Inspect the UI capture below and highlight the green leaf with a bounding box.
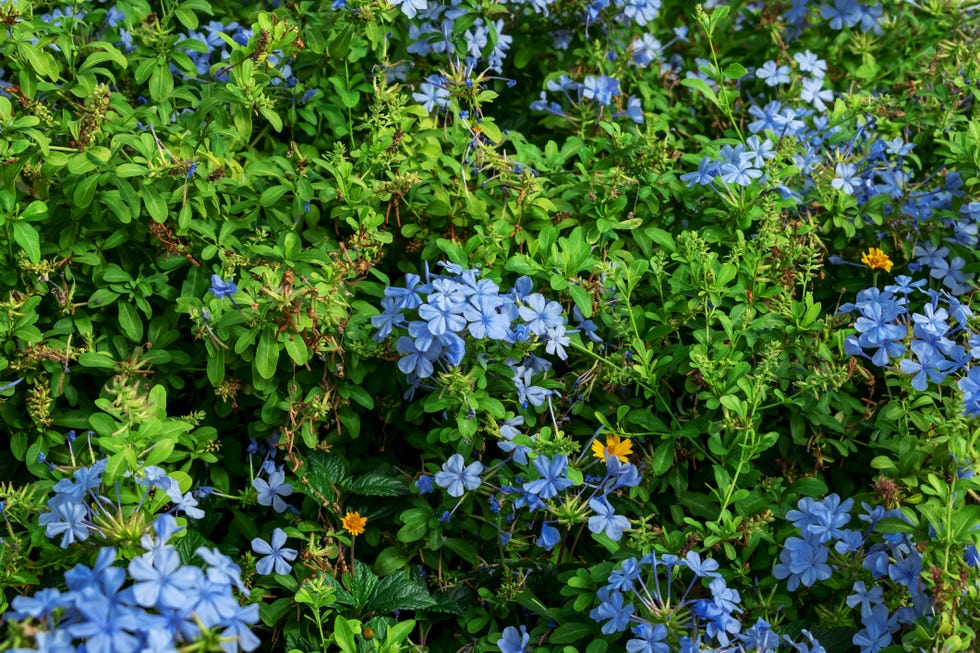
[302,453,349,502]
[344,473,407,497]
[371,571,436,613]
[680,77,719,107]
[12,221,40,264]
[333,616,356,653]
[723,63,748,79]
[283,335,308,365]
[258,106,283,132]
[143,186,168,223]
[118,302,144,343]
[79,352,118,370]
[260,185,289,207]
[373,547,410,576]
[255,326,279,379]
[550,623,595,644]
[73,175,100,209]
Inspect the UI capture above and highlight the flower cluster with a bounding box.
[39,460,205,549]
[774,495,933,653]
[373,263,577,403]
[591,550,825,652]
[8,515,258,653]
[839,282,980,414]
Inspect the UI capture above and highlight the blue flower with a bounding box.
[582,75,621,107]
[129,546,200,609]
[209,274,238,300]
[252,528,298,575]
[497,625,530,653]
[536,522,561,550]
[523,455,574,499]
[434,454,484,497]
[589,588,634,634]
[415,475,434,494]
[588,497,630,541]
[389,0,428,19]
[252,469,294,513]
[39,501,90,548]
[627,623,668,653]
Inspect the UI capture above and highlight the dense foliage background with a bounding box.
[1,0,979,651]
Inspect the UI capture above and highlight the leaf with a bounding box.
[255,326,279,379]
[550,623,595,644]
[11,221,40,264]
[344,473,407,497]
[301,453,349,502]
[723,63,747,79]
[260,185,289,207]
[680,77,719,107]
[79,352,118,370]
[118,302,143,343]
[370,570,436,613]
[373,547,410,576]
[333,616,357,653]
[283,335,308,365]
[143,186,168,223]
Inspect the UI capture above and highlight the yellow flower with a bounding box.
[341,511,367,536]
[861,248,893,273]
[591,434,633,463]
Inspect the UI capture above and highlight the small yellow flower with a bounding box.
[341,511,367,536]
[861,248,893,273]
[591,434,633,463]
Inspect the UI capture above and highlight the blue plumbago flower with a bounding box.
[497,625,530,653]
[588,497,630,541]
[129,546,200,609]
[252,528,298,575]
[196,546,247,595]
[39,502,90,548]
[794,50,827,77]
[680,156,721,187]
[581,75,621,107]
[831,161,861,194]
[627,623,669,653]
[630,34,662,67]
[252,469,294,513]
[536,522,561,550]
[523,455,574,499]
[607,558,642,592]
[756,60,791,86]
[498,416,531,465]
[165,486,205,519]
[209,274,238,301]
[434,453,484,497]
[590,587,635,635]
[775,536,833,589]
[413,74,450,112]
[414,475,434,494]
[518,293,564,336]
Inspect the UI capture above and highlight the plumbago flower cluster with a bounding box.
[838,279,980,414]
[7,460,258,652]
[586,550,826,653]
[774,493,980,653]
[417,430,642,549]
[373,263,585,405]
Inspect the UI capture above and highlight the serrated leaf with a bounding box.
[344,473,407,497]
[371,571,436,613]
[301,453,349,502]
